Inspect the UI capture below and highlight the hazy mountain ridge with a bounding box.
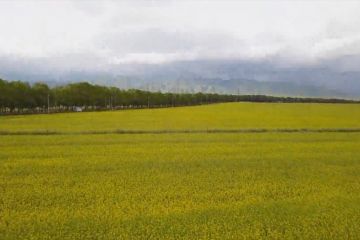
[1,58,359,99]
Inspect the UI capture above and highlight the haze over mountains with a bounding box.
[1,1,360,98]
[2,56,360,98]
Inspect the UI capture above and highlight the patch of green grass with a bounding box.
[1,133,360,239]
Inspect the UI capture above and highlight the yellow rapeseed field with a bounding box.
[1,103,360,239]
[1,102,360,133]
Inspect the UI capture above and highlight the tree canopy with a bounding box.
[0,78,358,114]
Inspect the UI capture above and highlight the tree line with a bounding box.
[0,78,358,115]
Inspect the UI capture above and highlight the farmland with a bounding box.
[1,102,360,133]
[1,103,360,239]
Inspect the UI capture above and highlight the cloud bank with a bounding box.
[0,0,360,71]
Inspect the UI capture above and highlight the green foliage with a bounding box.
[0,78,358,114]
[32,83,50,107]
[0,80,36,109]
[0,79,239,112]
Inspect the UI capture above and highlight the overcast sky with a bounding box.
[1,0,360,71]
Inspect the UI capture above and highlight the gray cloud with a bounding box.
[1,1,360,64]
[0,0,360,98]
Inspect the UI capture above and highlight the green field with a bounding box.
[1,103,360,239]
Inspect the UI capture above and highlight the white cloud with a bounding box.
[0,0,360,67]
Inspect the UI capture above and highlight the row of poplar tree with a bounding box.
[0,78,357,114]
[0,79,238,113]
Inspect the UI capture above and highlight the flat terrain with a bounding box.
[1,103,360,133]
[1,103,360,239]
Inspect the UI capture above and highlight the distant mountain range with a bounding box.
[1,58,360,99]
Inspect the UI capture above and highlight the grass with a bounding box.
[1,103,360,239]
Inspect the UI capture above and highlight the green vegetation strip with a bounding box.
[1,128,360,135]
